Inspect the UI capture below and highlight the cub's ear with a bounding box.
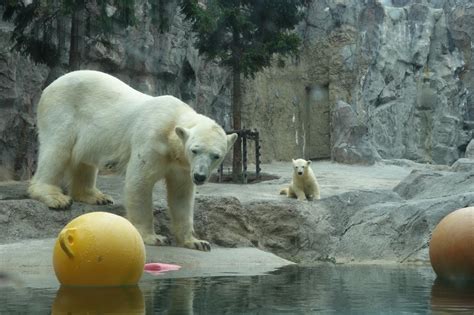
[292,159,296,164]
[175,126,190,142]
[307,160,312,165]
[227,133,238,149]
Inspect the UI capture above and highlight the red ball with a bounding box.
[429,207,474,281]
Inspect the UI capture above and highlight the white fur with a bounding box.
[280,159,321,201]
[28,70,237,251]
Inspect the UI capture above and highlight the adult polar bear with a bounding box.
[28,70,237,251]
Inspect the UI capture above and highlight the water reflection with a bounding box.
[51,285,144,314]
[431,279,474,314]
[143,265,438,314]
[3,265,474,313]
[143,278,195,315]
[0,271,23,287]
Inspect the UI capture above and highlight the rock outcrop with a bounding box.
[196,170,473,264]
[1,162,472,264]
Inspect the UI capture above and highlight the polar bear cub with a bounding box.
[28,70,237,251]
[280,159,321,201]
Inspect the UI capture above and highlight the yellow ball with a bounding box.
[53,212,145,286]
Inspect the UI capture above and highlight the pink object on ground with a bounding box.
[144,263,181,275]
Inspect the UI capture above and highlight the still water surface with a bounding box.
[1,264,474,314]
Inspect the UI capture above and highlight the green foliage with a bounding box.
[180,0,309,78]
[2,1,59,66]
[150,0,173,33]
[1,0,136,67]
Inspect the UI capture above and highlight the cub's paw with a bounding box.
[45,194,73,210]
[142,234,169,246]
[184,239,211,252]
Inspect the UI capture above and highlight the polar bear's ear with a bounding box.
[306,160,311,165]
[227,133,238,149]
[292,159,296,164]
[175,126,190,142]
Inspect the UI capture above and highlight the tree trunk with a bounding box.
[231,29,242,182]
[232,64,243,182]
[43,6,67,89]
[69,0,85,70]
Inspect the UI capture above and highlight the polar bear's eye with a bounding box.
[212,154,221,160]
[191,149,198,155]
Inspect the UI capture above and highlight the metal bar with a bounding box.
[218,162,223,183]
[242,133,248,184]
[255,130,261,179]
[223,128,261,184]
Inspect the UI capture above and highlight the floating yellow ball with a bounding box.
[53,212,145,286]
[429,207,474,281]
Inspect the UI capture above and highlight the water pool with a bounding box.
[1,264,474,314]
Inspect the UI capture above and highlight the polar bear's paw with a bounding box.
[45,193,73,210]
[142,233,169,246]
[184,238,211,252]
[73,190,114,205]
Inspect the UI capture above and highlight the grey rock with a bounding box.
[466,139,474,158]
[1,163,473,265]
[450,158,474,172]
[393,169,474,200]
[0,29,48,181]
[331,100,381,165]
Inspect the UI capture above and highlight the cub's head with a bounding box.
[176,124,237,185]
[292,159,311,176]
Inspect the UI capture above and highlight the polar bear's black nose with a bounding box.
[298,171,303,175]
[193,173,206,184]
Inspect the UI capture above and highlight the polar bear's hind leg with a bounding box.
[28,143,73,209]
[70,163,114,205]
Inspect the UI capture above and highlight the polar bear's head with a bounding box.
[292,159,311,176]
[176,124,238,185]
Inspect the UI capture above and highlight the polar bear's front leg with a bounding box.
[124,159,167,246]
[165,172,211,252]
[70,163,114,205]
[292,185,307,201]
[314,181,321,200]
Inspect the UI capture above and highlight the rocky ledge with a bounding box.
[0,161,472,265]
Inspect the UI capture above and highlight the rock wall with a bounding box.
[0,23,48,180]
[243,0,473,164]
[0,0,473,178]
